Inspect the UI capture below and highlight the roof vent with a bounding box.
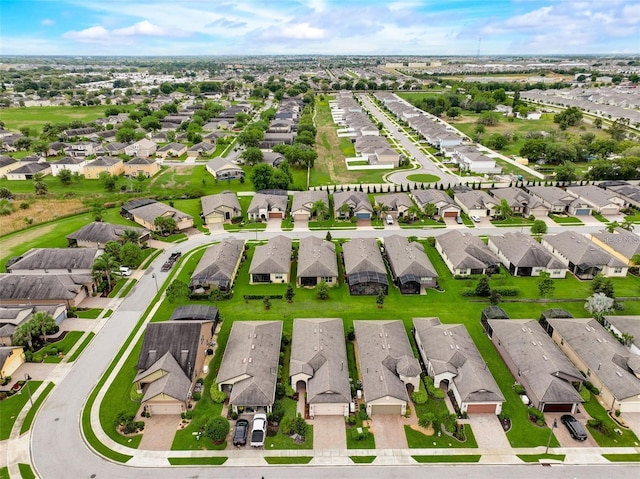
[596,338,602,343]
[531,340,537,346]
[443,331,448,336]
[521,327,527,332]
[251,344,255,350]
[379,375,384,382]
[616,371,623,377]
[450,344,454,350]
[248,357,252,363]
[543,355,548,361]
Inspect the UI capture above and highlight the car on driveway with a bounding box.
[455,216,463,224]
[250,413,267,447]
[470,215,481,223]
[386,215,393,225]
[561,414,587,441]
[233,419,249,446]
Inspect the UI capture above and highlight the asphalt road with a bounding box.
[28,225,632,478]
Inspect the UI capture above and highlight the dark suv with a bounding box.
[233,419,249,446]
[561,414,587,441]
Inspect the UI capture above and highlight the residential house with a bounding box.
[374,193,413,219]
[262,151,285,167]
[333,191,373,220]
[296,236,338,288]
[64,142,95,158]
[0,304,66,346]
[412,189,460,218]
[413,317,504,415]
[290,190,329,222]
[169,305,219,324]
[489,187,550,218]
[50,157,88,177]
[0,346,25,381]
[566,185,624,215]
[383,235,437,294]
[187,142,216,158]
[589,228,640,266]
[259,132,295,149]
[135,319,215,415]
[526,186,580,214]
[343,238,388,296]
[435,231,500,276]
[486,318,584,413]
[354,320,421,415]
[124,138,157,158]
[454,190,498,218]
[124,157,160,178]
[249,235,292,284]
[290,318,350,417]
[156,143,187,159]
[216,321,283,414]
[122,199,194,232]
[96,142,127,156]
[545,317,640,413]
[46,142,68,157]
[201,192,242,225]
[205,157,244,181]
[488,232,566,277]
[0,156,20,177]
[606,184,640,208]
[66,222,149,248]
[7,248,101,276]
[0,274,94,308]
[62,127,96,139]
[83,157,124,180]
[603,315,640,356]
[190,239,245,294]
[6,162,51,181]
[542,231,627,279]
[247,191,288,220]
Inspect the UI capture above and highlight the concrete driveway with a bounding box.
[370,414,407,449]
[621,412,640,439]
[545,412,597,448]
[137,415,181,451]
[466,414,510,449]
[312,415,346,450]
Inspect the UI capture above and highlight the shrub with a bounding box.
[230,411,238,420]
[271,400,285,423]
[492,286,519,296]
[210,386,227,403]
[424,376,445,399]
[584,381,600,395]
[528,407,545,426]
[513,384,526,395]
[351,427,369,441]
[426,237,436,247]
[276,383,285,399]
[204,416,230,443]
[460,288,476,297]
[181,411,194,420]
[441,413,458,434]
[411,390,428,405]
[418,412,435,429]
[192,392,202,401]
[345,415,356,426]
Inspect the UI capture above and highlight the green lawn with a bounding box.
[32,331,84,363]
[264,457,313,464]
[264,398,314,450]
[549,214,584,225]
[582,391,639,447]
[491,217,535,227]
[68,333,95,362]
[0,466,7,479]
[17,463,36,479]
[602,454,640,462]
[20,382,55,434]
[517,454,566,462]
[75,308,102,319]
[0,381,43,440]
[412,454,481,463]
[405,424,478,449]
[167,457,228,465]
[350,456,376,463]
[406,173,441,183]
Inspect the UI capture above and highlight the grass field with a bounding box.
[264,457,313,464]
[0,381,43,440]
[517,454,566,462]
[406,173,441,183]
[32,331,84,363]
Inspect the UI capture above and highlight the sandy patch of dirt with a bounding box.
[409,424,435,436]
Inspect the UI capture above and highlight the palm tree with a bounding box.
[121,229,140,245]
[310,200,329,221]
[378,204,391,220]
[423,203,438,219]
[498,199,513,220]
[606,221,621,233]
[12,321,35,350]
[92,253,120,293]
[406,205,422,223]
[338,203,351,219]
[620,220,635,232]
[30,311,55,345]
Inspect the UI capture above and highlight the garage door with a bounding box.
[443,211,458,218]
[466,403,498,414]
[293,213,308,222]
[148,403,183,415]
[268,211,284,219]
[313,403,346,416]
[600,207,618,215]
[206,215,223,224]
[542,403,573,413]
[574,208,591,216]
[619,402,640,413]
[370,404,403,415]
[355,212,371,219]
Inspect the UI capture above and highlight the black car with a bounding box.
[561,414,587,441]
[233,419,249,446]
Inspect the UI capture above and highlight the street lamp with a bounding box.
[151,273,158,292]
[545,418,557,454]
[24,374,33,406]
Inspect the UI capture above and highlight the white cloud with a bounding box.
[63,25,110,42]
[62,20,187,44]
[41,19,55,26]
[279,22,325,39]
[113,20,167,36]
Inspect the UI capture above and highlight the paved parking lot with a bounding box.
[371,415,407,449]
[312,415,346,450]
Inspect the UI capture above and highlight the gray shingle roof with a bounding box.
[200,192,241,217]
[384,235,437,283]
[87,156,121,167]
[7,248,100,272]
[290,318,351,404]
[247,192,288,215]
[413,318,504,403]
[436,231,500,271]
[604,315,640,350]
[291,190,329,214]
[412,189,458,210]
[354,320,421,403]
[249,236,291,275]
[333,191,373,215]
[527,186,575,206]
[343,238,388,284]
[455,190,497,210]
[566,185,622,208]
[547,317,640,401]
[489,187,546,211]
[297,236,338,279]
[0,274,93,302]
[190,239,245,289]
[543,231,626,268]
[169,305,219,322]
[374,193,413,210]
[489,232,564,269]
[217,321,282,407]
[126,200,192,224]
[66,222,148,245]
[135,351,192,403]
[590,229,640,260]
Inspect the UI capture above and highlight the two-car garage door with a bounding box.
[370,404,403,415]
[147,403,183,415]
[466,403,499,414]
[313,403,347,416]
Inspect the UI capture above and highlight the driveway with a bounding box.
[370,414,407,449]
[622,412,640,439]
[266,218,282,231]
[545,412,597,448]
[466,414,510,449]
[579,215,606,227]
[312,415,346,450]
[137,414,181,451]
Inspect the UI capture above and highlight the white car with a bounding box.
[386,215,393,225]
[119,266,131,277]
[470,215,481,223]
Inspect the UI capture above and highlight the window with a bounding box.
[614,267,623,273]
[274,274,283,279]
[322,276,334,282]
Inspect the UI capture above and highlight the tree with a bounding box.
[91,202,105,221]
[591,274,614,298]
[154,216,177,235]
[555,162,578,182]
[121,229,141,245]
[104,240,121,258]
[406,204,422,222]
[338,203,351,219]
[619,220,635,232]
[115,127,136,143]
[489,289,502,306]
[92,253,120,293]
[376,288,385,308]
[584,292,615,321]
[316,281,329,300]
[310,200,329,220]
[58,168,73,186]
[497,199,513,220]
[606,221,621,233]
[475,275,491,297]
[237,126,264,148]
[166,280,190,303]
[531,220,548,234]
[537,272,555,301]
[285,284,295,303]
[140,116,161,132]
[631,254,640,266]
[34,181,48,195]
[545,142,577,164]
[418,413,436,430]
[30,311,57,345]
[263,297,272,310]
[204,416,230,443]
[240,147,264,166]
[120,242,142,267]
[12,321,35,349]
[99,172,117,192]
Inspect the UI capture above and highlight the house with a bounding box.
[454,190,498,218]
[412,189,460,218]
[216,321,282,414]
[262,151,285,167]
[64,142,96,158]
[488,232,566,277]
[296,236,338,288]
[603,315,640,356]
[124,157,160,178]
[0,346,25,381]
[0,274,94,308]
[187,142,216,158]
[247,191,288,220]
[156,142,187,159]
[122,199,194,232]
[489,187,550,218]
[542,231,627,279]
[606,184,640,209]
[589,228,640,266]
[96,142,127,156]
[63,127,96,139]
[66,222,149,248]
[290,190,329,222]
[486,318,584,413]
[7,248,101,275]
[83,157,124,180]
[0,304,66,346]
[435,231,500,276]
[566,185,624,215]
[259,132,295,149]
[333,191,373,220]
[354,320,421,415]
[0,156,19,177]
[413,317,504,414]
[249,235,292,284]
[135,319,215,415]
[205,157,244,180]
[169,305,219,324]
[6,162,51,181]
[189,239,245,294]
[46,142,68,157]
[526,186,578,214]
[374,193,413,219]
[201,192,242,225]
[545,317,640,413]
[124,138,157,158]
[50,157,88,177]
[383,235,437,294]
[290,318,350,417]
[342,238,388,296]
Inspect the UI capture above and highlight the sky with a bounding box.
[1,0,639,56]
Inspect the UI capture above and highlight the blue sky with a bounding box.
[2,0,639,56]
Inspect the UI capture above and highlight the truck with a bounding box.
[250,413,267,447]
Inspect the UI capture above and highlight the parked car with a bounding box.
[561,414,587,441]
[233,419,249,446]
[470,215,481,223]
[455,216,463,224]
[250,413,267,447]
[386,215,393,225]
[119,266,131,277]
